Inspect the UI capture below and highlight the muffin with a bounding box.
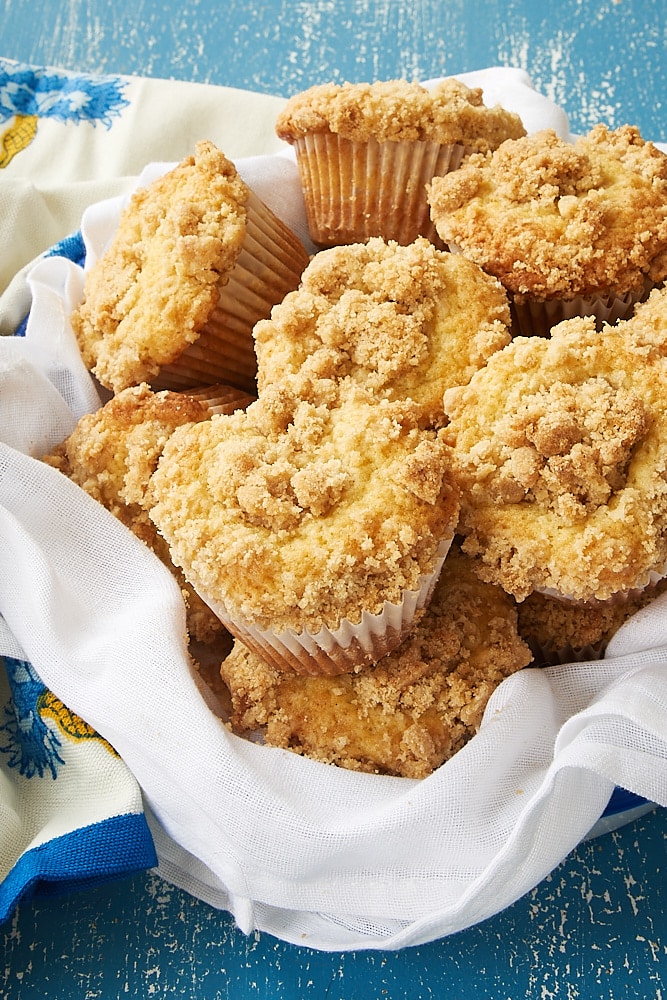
[219,544,532,777]
[442,313,667,603]
[427,125,667,335]
[42,383,228,645]
[275,78,526,248]
[71,140,310,394]
[517,579,667,666]
[148,374,460,675]
[253,236,512,427]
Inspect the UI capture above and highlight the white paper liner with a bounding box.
[510,284,655,337]
[195,535,454,676]
[293,132,465,248]
[529,638,609,667]
[444,246,656,338]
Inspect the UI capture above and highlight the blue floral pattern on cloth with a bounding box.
[0,60,128,126]
[0,657,65,780]
[1,58,128,168]
[0,646,157,921]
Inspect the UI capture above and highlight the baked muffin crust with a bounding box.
[442,315,667,601]
[72,140,249,391]
[276,78,525,150]
[43,384,225,644]
[517,580,667,665]
[149,375,460,633]
[427,125,667,301]
[220,545,531,777]
[254,237,511,426]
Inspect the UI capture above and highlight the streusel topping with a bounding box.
[72,140,249,391]
[220,545,530,777]
[149,375,459,632]
[276,78,525,149]
[442,315,667,601]
[427,125,667,300]
[254,237,511,426]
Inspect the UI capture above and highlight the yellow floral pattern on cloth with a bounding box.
[0,113,37,167]
[39,689,117,756]
[0,59,128,168]
[0,656,116,780]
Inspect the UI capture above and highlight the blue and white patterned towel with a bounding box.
[0,617,156,922]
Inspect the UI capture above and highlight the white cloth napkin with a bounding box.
[1,56,666,952]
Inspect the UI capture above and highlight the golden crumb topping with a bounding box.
[42,384,225,644]
[72,140,249,392]
[442,315,667,601]
[149,375,460,632]
[254,237,511,426]
[276,78,525,150]
[44,383,209,511]
[219,544,531,777]
[621,284,667,355]
[427,125,667,300]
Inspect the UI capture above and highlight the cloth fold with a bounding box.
[1,55,666,952]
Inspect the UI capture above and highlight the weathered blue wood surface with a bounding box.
[1,0,665,139]
[1,807,665,998]
[1,0,666,995]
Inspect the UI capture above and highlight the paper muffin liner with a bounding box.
[181,382,256,415]
[510,281,655,338]
[292,132,466,248]
[526,636,609,668]
[152,190,310,393]
[197,535,454,677]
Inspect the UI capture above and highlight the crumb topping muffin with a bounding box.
[275,78,525,248]
[276,78,525,150]
[71,140,309,394]
[427,125,667,303]
[254,237,511,426]
[43,383,225,644]
[442,314,667,602]
[72,141,250,392]
[621,283,667,355]
[220,545,531,778]
[148,374,459,635]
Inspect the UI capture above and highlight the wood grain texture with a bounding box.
[1,807,665,998]
[0,0,665,138]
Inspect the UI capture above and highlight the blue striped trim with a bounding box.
[603,786,649,817]
[0,812,157,923]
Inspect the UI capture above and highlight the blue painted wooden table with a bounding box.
[1,0,666,996]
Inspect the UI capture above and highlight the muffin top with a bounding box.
[72,140,250,392]
[220,544,531,778]
[275,78,526,149]
[44,383,209,514]
[42,384,225,644]
[427,125,667,301]
[148,374,460,633]
[253,237,511,426]
[442,314,667,602]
